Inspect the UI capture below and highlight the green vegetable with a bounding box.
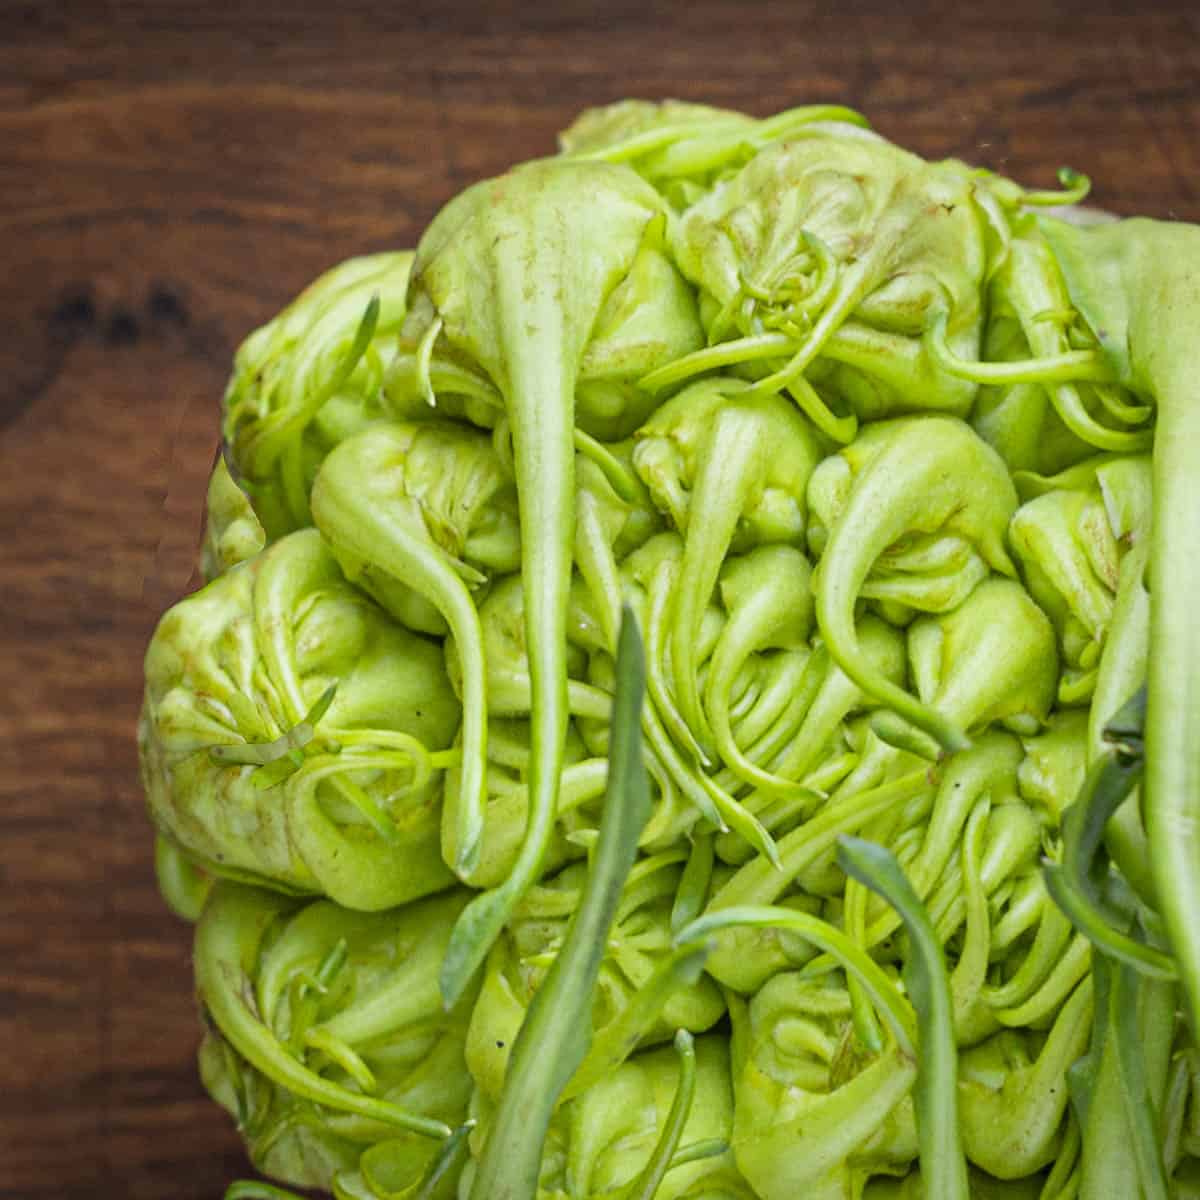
[140,528,460,909]
[310,420,521,877]
[808,416,1019,752]
[202,454,268,581]
[142,98,1200,1200]
[195,883,476,1190]
[223,252,414,538]
[395,159,676,1007]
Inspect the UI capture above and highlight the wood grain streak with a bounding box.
[1,1,1196,1195]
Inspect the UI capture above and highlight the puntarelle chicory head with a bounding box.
[144,98,1200,1200]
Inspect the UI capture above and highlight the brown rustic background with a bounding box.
[2,1,1197,1196]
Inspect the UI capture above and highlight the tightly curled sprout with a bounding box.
[807,439,990,623]
[699,544,815,797]
[312,422,522,638]
[705,614,910,870]
[806,415,1019,752]
[1009,454,1152,705]
[140,529,460,909]
[631,377,819,766]
[196,884,477,1194]
[223,252,415,538]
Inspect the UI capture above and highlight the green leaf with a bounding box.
[1043,742,1175,979]
[1110,965,1170,1200]
[406,161,668,1000]
[467,608,653,1200]
[1038,215,1200,1037]
[837,836,969,1200]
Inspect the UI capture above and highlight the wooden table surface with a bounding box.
[2,2,1197,1195]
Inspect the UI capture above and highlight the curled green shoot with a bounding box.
[402,162,668,1010]
[812,417,1019,754]
[1019,166,1093,209]
[194,885,452,1139]
[616,1030,699,1200]
[927,307,1115,387]
[633,381,818,764]
[703,546,815,798]
[311,422,522,879]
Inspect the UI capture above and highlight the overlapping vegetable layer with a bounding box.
[140,100,1200,1199]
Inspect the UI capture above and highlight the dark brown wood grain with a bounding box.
[1,1,1197,1195]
